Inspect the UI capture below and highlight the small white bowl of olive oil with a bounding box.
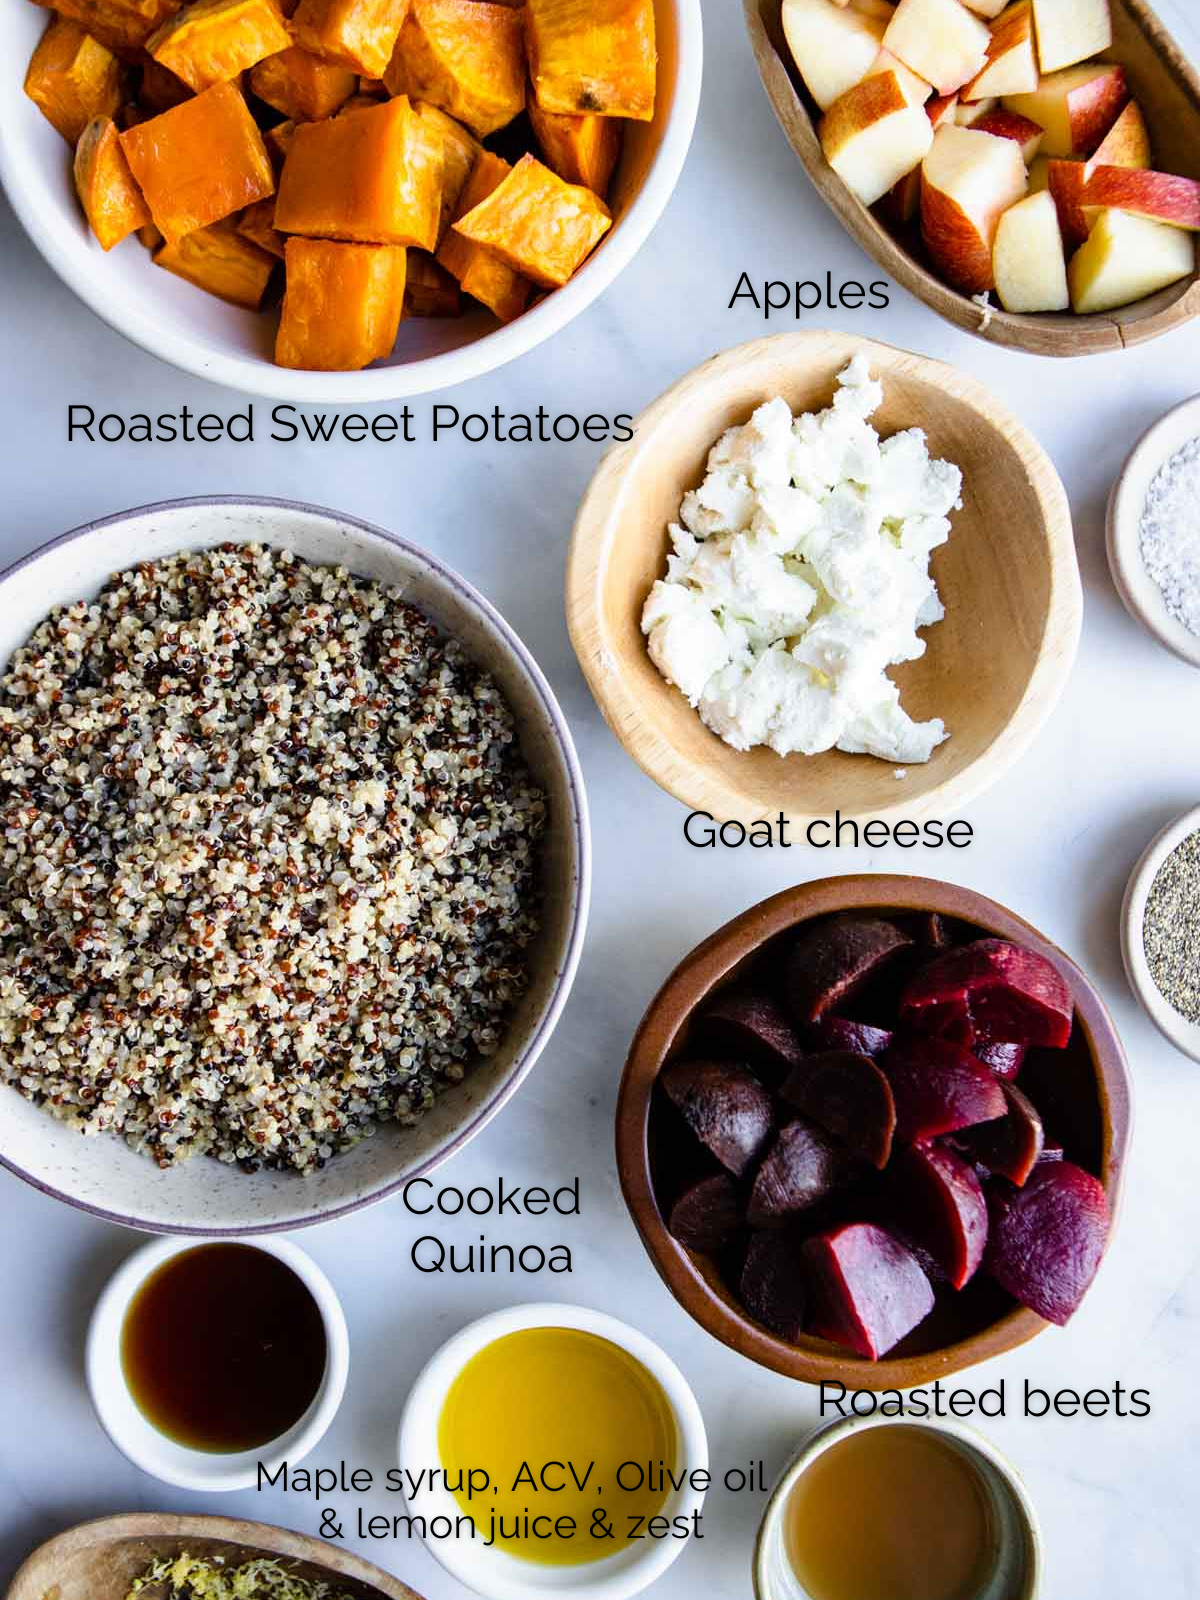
[754,1414,1041,1600]
[86,1234,349,1492]
[397,1302,708,1600]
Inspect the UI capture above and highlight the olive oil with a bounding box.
[438,1327,677,1566]
[121,1243,326,1453]
[785,1425,994,1600]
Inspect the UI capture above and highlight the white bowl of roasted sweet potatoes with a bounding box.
[0,0,702,398]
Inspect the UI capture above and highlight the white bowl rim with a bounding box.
[85,1233,350,1492]
[1106,393,1200,670]
[396,1300,708,1600]
[751,1412,1043,1600]
[0,494,592,1233]
[0,2,703,403]
[1120,802,1200,1062]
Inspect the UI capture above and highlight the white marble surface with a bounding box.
[3,2,1200,1595]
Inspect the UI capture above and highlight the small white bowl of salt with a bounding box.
[1108,395,1200,669]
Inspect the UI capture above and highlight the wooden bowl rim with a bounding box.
[615,873,1132,1391]
[567,330,1081,827]
[743,0,1200,356]
[5,1513,425,1600]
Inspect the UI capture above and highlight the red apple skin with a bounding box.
[882,95,959,224]
[972,108,1044,161]
[1067,65,1128,157]
[1082,166,1200,230]
[921,170,999,292]
[1090,99,1151,170]
[1047,159,1089,248]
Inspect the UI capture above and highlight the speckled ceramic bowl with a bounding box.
[0,497,590,1233]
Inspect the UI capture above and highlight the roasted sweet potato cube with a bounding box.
[74,114,151,248]
[263,115,297,169]
[403,248,461,313]
[276,237,406,368]
[119,101,150,127]
[357,73,387,96]
[451,150,610,287]
[436,148,530,319]
[526,0,655,121]
[146,0,291,90]
[237,194,285,254]
[384,0,523,137]
[25,17,124,144]
[154,217,276,303]
[35,0,182,54]
[275,95,442,248]
[120,79,274,244]
[138,218,164,246]
[528,100,621,196]
[137,57,191,112]
[413,99,478,238]
[248,46,357,120]
[291,0,410,77]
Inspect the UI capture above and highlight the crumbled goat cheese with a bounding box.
[641,356,962,763]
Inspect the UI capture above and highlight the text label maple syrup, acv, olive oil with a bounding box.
[785,1425,996,1600]
[121,1243,327,1453]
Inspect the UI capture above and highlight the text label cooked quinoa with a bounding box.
[0,543,546,1174]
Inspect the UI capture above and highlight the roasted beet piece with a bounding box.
[747,1119,851,1228]
[803,1222,935,1359]
[660,1059,774,1178]
[741,1230,806,1342]
[891,1142,988,1289]
[957,1083,1044,1187]
[808,1016,893,1058]
[986,1161,1110,1325]
[668,1174,743,1254]
[785,914,913,1024]
[973,1040,1027,1080]
[781,1051,896,1169]
[905,910,951,948]
[700,990,805,1079]
[883,1036,1006,1146]
[900,938,1074,1049]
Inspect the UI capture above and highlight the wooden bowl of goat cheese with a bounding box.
[566,330,1081,828]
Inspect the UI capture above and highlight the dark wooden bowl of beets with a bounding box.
[617,875,1131,1391]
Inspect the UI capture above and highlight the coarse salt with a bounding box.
[1140,436,1200,637]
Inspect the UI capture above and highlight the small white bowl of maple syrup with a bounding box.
[753,1415,1041,1600]
[86,1234,349,1492]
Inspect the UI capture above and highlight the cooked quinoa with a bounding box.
[0,543,546,1173]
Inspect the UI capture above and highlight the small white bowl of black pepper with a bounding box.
[1122,805,1200,1062]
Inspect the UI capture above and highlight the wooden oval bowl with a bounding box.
[6,1513,424,1600]
[567,331,1080,827]
[745,0,1200,355]
[616,875,1132,1391]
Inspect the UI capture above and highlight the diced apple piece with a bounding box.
[971,107,1043,161]
[1004,61,1126,158]
[1069,207,1196,313]
[781,0,887,113]
[962,1,1037,100]
[1030,0,1111,73]
[1089,99,1150,171]
[882,0,990,96]
[1046,157,1088,246]
[993,188,1069,311]
[1081,167,1200,231]
[822,70,938,208]
[1028,153,1050,190]
[847,0,896,14]
[921,122,1027,292]
[956,95,995,124]
[867,46,932,105]
[961,0,1007,14]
